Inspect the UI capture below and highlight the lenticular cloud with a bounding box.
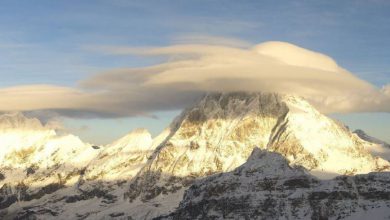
[0,41,389,117]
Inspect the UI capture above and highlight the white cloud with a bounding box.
[254,41,339,72]
[171,34,251,48]
[0,40,389,117]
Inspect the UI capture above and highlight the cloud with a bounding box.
[0,85,88,111]
[0,40,389,118]
[171,34,252,48]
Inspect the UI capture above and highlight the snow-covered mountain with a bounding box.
[0,112,46,131]
[0,92,389,219]
[354,129,390,148]
[0,113,101,219]
[124,92,390,218]
[82,128,154,186]
[0,112,172,219]
[353,129,390,161]
[158,148,390,220]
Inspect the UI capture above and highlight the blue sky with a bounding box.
[0,0,389,144]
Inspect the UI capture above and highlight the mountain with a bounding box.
[0,112,46,131]
[158,148,390,220]
[0,112,170,219]
[354,129,390,148]
[0,92,389,219]
[124,92,389,218]
[353,129,390,161]
[81,128,154,186]
[0,112,57,152]
[0,113,101,219]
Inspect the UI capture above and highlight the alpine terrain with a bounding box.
[0,92,389,219]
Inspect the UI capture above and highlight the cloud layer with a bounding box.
[1,41,389,118]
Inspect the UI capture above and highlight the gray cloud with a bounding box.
[0,40,389,118]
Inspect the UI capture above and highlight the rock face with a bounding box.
[159,148,390,220]
[0,92,389,219]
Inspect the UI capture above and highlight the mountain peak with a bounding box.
[0,112,47,131]
[132,91,388,191]
[109,128,152,152]
[354,129,390,148]
[197,92,316,115]
[236,147,307,178]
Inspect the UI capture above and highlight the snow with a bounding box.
[344,203,390,220]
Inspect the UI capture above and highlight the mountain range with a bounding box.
[0,92,389,219]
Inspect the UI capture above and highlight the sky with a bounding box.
[0,0,389,144]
